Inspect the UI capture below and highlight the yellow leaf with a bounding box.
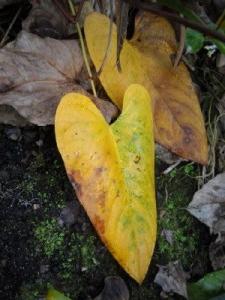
[46,287,71,300]
[84,12,208,165]
[55,84,156,283]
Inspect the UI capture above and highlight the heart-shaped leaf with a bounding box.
[55,84,156,283]
[84,12,208,164]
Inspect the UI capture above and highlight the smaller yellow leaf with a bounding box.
[55,84,156,283]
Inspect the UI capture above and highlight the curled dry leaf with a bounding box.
[55,84,156,283]
[84,12,208,164]
[94,276,129,300]
[156,144,182,165]
[187,173,225,234]
[23,0,70,39]
[0,105,28,126]
[154,261,189,299]
[0,31,118,125]
[209,235,225,271]
[216,93,225,132]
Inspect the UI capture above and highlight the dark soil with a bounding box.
[0,124,210,300]
[0,1,217,299]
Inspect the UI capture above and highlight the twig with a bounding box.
[0,6,22,48]
[116,0,130,71]
[123,0,225,44]
[216,8,225,29]
[52,0,75,23]
[163,159,183,175]
[68,0,97,97]
[97,0,113,75]
[173,24,186,68]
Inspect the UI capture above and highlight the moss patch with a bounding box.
[155,162,207,270]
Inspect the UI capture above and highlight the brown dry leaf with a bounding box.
[156,144,182,165]
[0,105,28,126]
[217,93,225,132]
[209,235,225,271]
[187,173,225,234]
[23,0,71,39]
[154,261,189,299]
[0,30,118,125]
[94,276,129,300]
[84,12,208,164]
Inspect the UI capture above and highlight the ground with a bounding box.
[1,1,224,299]
[0,124,210,300]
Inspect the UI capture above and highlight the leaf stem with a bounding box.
[0,6,22,48]
[68,0,97,97]
[123,0,225,44]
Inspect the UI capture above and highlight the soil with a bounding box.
[0,124,210,300]
[0,1,221,299]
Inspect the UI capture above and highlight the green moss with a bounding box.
[19,152,66,211]
[35,218,65,258]
[157,191,199,266]
[156,162,201,268]
[17,282,47,300]
[58,233,99,281]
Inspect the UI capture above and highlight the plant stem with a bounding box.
[123,0,225,43]
[68,0,97,97]
[0,6,22,48]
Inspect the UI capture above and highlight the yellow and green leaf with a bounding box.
[84,12,208,165]
[46,287,71,300]
[55,84,156,283]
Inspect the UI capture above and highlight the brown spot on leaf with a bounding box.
[134,155,141,164]
[97,191,106,209]
[183,126,193,135]
[95,167,106,176]
[184,137,191,144]
[94,215,105,234]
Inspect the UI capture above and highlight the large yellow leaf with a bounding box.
[84,12,208,165]
[55,84,156,283]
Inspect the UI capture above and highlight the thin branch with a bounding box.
[0,6,22,48]
[52,0,75,23]
[173,24,186,68]
[97,0,113,75]
[123,0,225,44]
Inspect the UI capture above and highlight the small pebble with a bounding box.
[5,127,21,141]
[33,203,40,210]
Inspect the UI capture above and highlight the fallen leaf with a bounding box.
[185,28,205,54]
[0,30,118,125]
[55,84,156,283]
[84,12,208,164]
[209,235,225,270]
[46,287,71,300]
[154,261,189,299]
[187,269,225,300]
[161,229,174,245]
[94,276,129,300]
[218,142,225,172]
[187,173,225,234]
[156,144,182,165]
[23,0,71,39]
[0,105,28,126]
[216,93,225,132]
